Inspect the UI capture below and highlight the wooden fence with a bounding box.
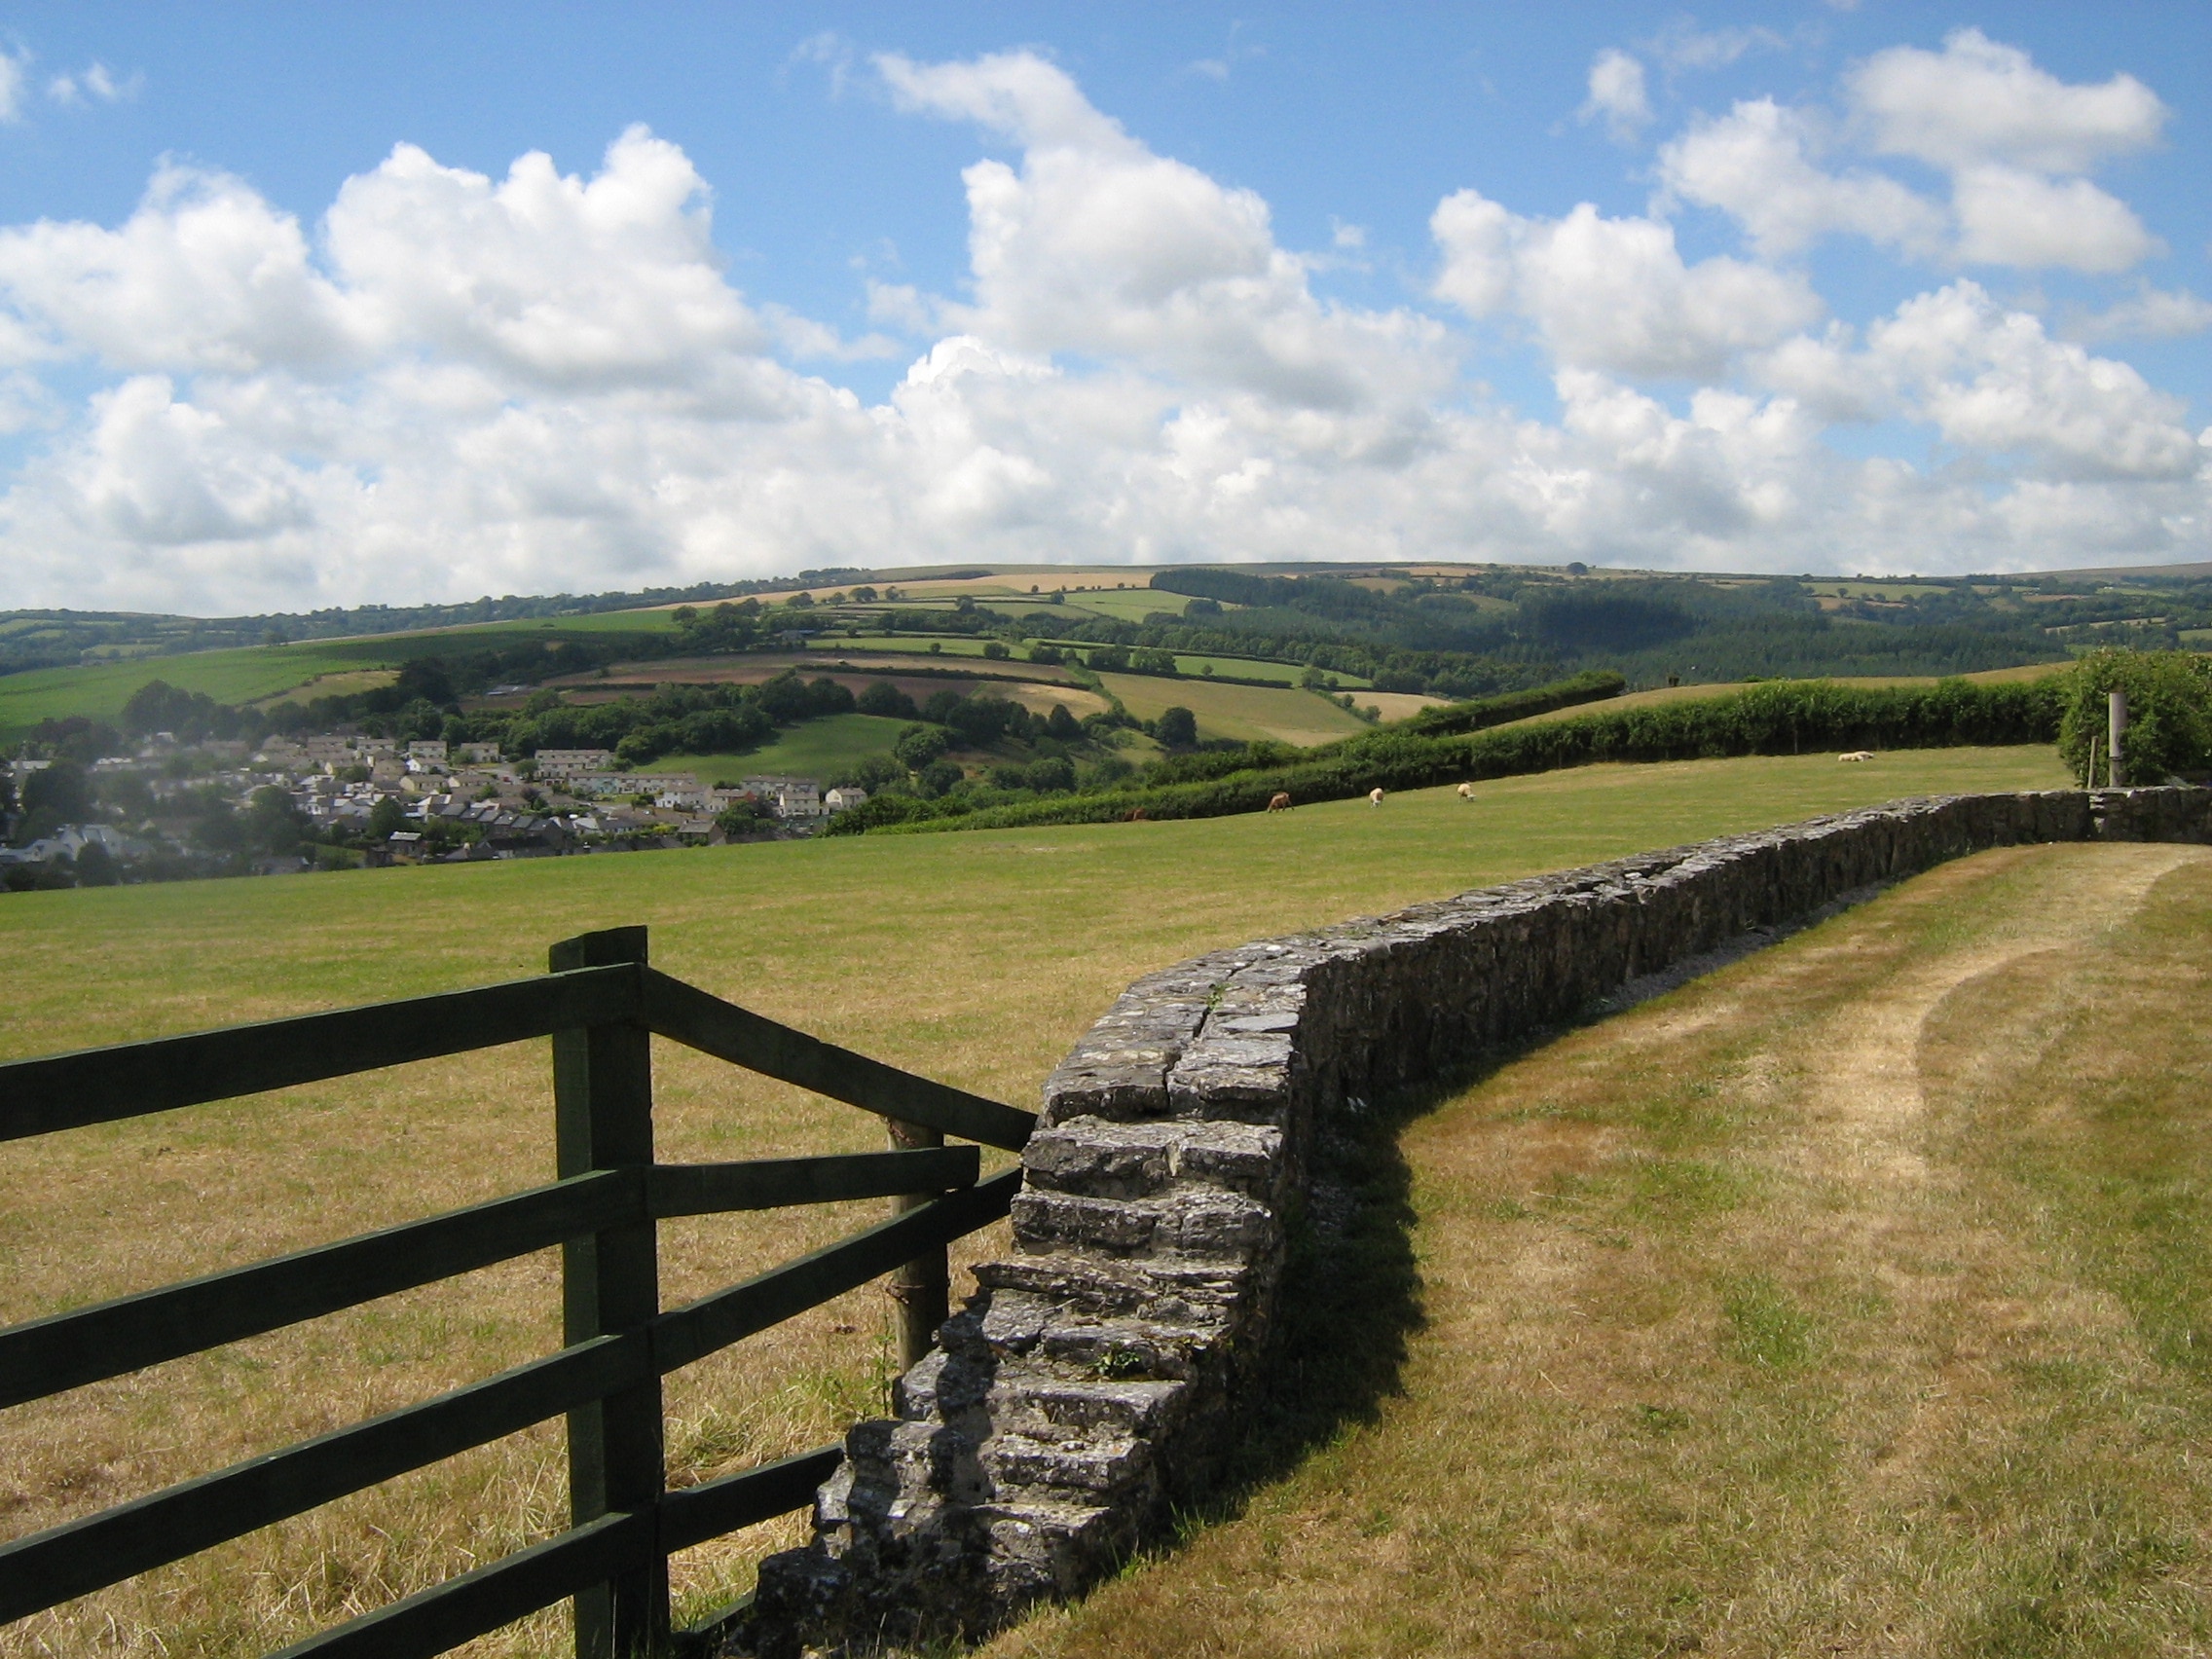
[0,925,1035,1657]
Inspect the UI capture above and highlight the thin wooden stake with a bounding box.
[885,1119,950,1372]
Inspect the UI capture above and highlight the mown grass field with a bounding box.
[994,837,2212,1659]
[0,746,2071,1655]
[0,644,388,737]
[0,610,685,741]
[649,713,914,784]
[1100,673,1371,747]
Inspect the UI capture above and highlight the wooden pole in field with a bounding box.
[886,1118,950,1371]
[2109,689,2127,789]
[550,926,668,1659]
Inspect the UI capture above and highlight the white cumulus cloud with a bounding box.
[2065,286,2212,344]
[1949,165,2159,273]
[882,51,1450,413]
[1433,189,1822,379]
[1847,28,2167,174]
[1658,98,1946,259]
[1580,49,1650,143]
[1662,36,2165,275]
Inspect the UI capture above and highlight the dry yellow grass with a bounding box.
[1350,692,1450,721]
[990,841,2212,1658]
[0,747,2073,1655]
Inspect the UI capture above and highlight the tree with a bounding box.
[831,754,905,792]
[1155,706,1198,749]
[806,677,856,715]
[393,656,458,706]
[858,681,918,719]
[73,841,120,886]
[17,762,91,841]
[715,797,769,837]
[1046,704,1083,742]
[247,786,305,855]
[368,796,410,839]
[893,723,949,769]
[917,758,964,797]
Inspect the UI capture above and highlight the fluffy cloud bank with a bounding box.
[0,39,2203,611]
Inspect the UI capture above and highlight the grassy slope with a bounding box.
[0,644,387,734]
[0,608,683,740]
[1100,673,1371,746]
[0,746,2070,1655]
[650,713,915,783]
[993,838,2212,1659]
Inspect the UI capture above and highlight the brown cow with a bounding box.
[1124,807,1150,822]
[1267,792,1293,812]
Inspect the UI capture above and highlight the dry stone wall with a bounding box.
[745,789,2212,1656]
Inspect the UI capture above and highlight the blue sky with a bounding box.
[0,3,2205,611]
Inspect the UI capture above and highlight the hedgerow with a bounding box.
[825,676,2067,837]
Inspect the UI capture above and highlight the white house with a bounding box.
[824,787,869,812]
[534,749,618,777]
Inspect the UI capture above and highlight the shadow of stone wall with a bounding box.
[743,788,2212,1656]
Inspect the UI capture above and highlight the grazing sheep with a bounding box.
[1456,782,1475,801]
[1838,751,1876,763]
[1369,788,1384,807]
[1267,792,1293,812]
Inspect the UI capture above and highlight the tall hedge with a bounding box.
[827,676,2069,837]
[2055,648,2212,784]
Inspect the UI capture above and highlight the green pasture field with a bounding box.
[649,713,913,784]
[0,614,685,739]
[1169,654,1303,683]
[1051,587,1191,621]
[811,634,1003,659]
[0,643,388,738]
[399,608,683,639]
[0,745,2071,1656]
[1100,672,1372,747]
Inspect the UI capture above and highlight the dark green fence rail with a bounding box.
[0,925,1035,1657]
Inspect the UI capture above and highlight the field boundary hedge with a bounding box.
[828,677,2064,837]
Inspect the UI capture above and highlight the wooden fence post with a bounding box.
[885,1119,950,1372]
[551,926,667,1659]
